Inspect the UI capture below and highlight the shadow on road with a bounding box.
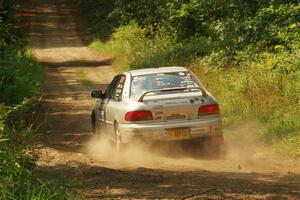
[20,0,85,49]
[38,59,113,68]
[37,161,300,199]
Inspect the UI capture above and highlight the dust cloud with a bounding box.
[87,134,165,169]
[86,122,300,174]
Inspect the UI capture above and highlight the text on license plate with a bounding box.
[166,128,190,140]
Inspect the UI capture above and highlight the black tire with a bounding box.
[114,123,127,152]
[95,123,102,136]
[91,112,96,132]
[91,112,102,136]
[203,135,226,158]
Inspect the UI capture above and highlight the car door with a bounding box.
[95,75,120,129]
[105,75,126,130]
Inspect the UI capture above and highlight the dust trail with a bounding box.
[87,135,166,168]
[87,121,300,174]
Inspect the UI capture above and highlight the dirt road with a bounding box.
[20,0,300,199]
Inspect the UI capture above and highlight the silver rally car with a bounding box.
[91,66,223,152]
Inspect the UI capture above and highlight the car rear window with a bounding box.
[130,72,199,98]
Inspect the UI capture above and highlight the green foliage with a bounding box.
[0,0,17,41]
[274,133,300,157]
[0,42,44,105]
[251,3,300,50]
[191,48,300,154]
[0,100,72,199]
[91,23,175,71]
[112,0,300,53]
[1,0,43,106]
[91,23,214,70]
[76,0,118,40]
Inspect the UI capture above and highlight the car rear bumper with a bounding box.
[118,118,223,142]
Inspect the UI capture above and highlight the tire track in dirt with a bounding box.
[20,0,300,199]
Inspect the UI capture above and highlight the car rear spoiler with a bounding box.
[138,86,206,102]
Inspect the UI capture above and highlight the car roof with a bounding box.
[128,66,188,76]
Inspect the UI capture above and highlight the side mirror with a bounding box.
[91,90,104,99]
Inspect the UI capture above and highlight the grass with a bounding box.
[274,133,300,157]
[195,67,300,156]
[0,99,74,199]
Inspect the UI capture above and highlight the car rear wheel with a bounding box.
[95,123,102,135]
[114,123,127,152]
[91,112,96,132]
[203,135,226,158]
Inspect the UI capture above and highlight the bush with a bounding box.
[76,0,118,41]
[191,47,300,146]
[0,100,72,199]
[0,42,43,105]
[91,22,214,70]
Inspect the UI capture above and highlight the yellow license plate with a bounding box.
[167,128,190,140]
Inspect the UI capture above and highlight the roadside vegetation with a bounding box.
[75,69,95,89]
[0,0,72,198]
[77,0,300,156]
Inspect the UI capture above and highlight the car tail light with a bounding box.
[198,104,219,116]
[125,111,153,121]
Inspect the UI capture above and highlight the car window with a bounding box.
[112,75,126,101]
[130,72,199,98]
[105,76,120,99]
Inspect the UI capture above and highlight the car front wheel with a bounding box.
[91,112,102,136]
